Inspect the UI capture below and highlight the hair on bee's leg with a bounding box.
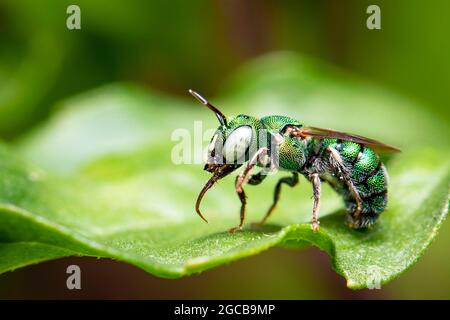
[254,172,299,227]
[310,173,321,232]
[230,148,268,233]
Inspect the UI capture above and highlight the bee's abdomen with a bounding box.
[332,141,388,228]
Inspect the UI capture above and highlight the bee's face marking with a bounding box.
[208,133,219,153]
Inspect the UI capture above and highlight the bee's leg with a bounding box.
[230,147,268,233]
[247,170,268,186]
[255,172,299,226]
[326,147,363,217]
[231,174,247,234]
[310,173,321,232]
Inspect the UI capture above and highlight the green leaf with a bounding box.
[2,53,448,288]
[0,242,73,274]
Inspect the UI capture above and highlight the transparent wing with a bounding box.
[295,126,401,152]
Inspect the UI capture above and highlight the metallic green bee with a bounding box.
[189,89,400,233]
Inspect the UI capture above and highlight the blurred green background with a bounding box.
[0,0,449,299]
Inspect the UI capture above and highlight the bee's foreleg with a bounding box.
[230,147,268,233]
[326,147,363,217]
[254,172,299,226]
[310,173,321,232]
[231,175,247,233]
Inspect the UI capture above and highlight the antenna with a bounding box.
[189,89,228,126]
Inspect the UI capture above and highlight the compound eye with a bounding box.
[223,126,252,163]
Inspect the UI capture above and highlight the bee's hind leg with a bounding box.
[310,173,321,232]
[253,172,299,227]
[230,147,268,233]
[326,147,363,217]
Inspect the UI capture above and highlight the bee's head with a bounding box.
[189,89,261,222]
[189,89,260,175]
[205,115,262,173]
